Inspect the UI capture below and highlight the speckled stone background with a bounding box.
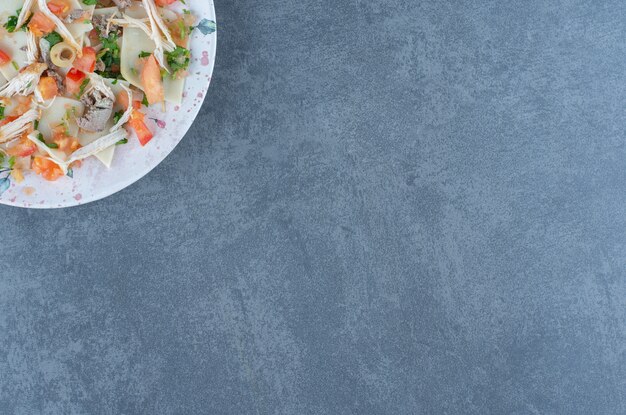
[1,0,626,413]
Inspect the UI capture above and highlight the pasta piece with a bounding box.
[0,31,32,80]
[38,96,83,142]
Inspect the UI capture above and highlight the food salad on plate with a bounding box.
[0,0,196,182]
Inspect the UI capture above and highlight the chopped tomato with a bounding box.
[52,125,80,154]
[65,68,86,95]
[140,55,164,105]
[32,157,64,181]
[53,135,80,154]
[116,91,141,111]
[38,76,59,100]
[0,50,11,66]
[7,136,37,157]
[169,14,196,47]
[128,111,154,146]
[155,0,177,5]
[0,116,18,127]
[73,47,96,73]
[13,96,33,116]
[28,11,56,37]
[47,0,71,18]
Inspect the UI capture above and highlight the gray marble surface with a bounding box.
[2,0,626,413]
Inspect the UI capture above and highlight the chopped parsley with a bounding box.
[11,61,18,71]
[96,31,121,78]
[138,51,151,58]
[141,94,149,107]
[115,138,128,145]
[165,46,191,75]
[113,110,124,124]
[0,105,4,120]
[43,32,63,48]
[82,0,98,5]
[3,10,19,33]
[77,79,90,98]
[38,133,58,148]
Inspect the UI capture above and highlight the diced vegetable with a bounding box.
[165,46,191,75]
[28,12,57,37]
[73,47,97,73]
[140,55,164,104]
[128,111,153,146]
[0,50,11,66]
[117,91,141,111]
[168,13,196,47]
[0,116,18,127]
[65,68,86,95]
[7,137,37,157]
[156,0,177,5]
[43,32,63,48]
[47,0,71,18]
[32,157,64,181]
[52,125,80,153]
[38,76,59,100]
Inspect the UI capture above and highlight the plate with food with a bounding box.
[0,0,216,208]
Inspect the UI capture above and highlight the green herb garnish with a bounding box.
[43,32,63,48]
[96,31,121,78]
[165,46,191,75]
[77,78,90,98]
[113,110,124,124]
[138,51,151,58]
[3,10,19,33]
[115,138,128,145]
[83,0,98,6]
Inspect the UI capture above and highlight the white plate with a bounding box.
[0,0,217,209]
